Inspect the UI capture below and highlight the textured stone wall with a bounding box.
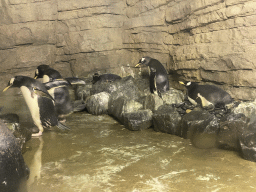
[0,0,256,100]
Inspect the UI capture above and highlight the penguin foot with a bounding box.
[32,131,42,137]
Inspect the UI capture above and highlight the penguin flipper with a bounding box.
[65,77,86,85]
[57,122,70,131]
[33,88,55,101]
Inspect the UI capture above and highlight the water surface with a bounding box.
[1,94,256,192]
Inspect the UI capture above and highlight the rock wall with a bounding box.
[0,0,256,100]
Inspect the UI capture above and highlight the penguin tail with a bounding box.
[57,122,71,131]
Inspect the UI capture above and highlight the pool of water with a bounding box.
[1,94,256,192]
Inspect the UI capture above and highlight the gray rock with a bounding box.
[123,109,153,131]
[143,94,163,112]
[0,120,29,192]
[162,88,185,105]
[108,96,143,123]
[233,100,256,120]
[239,123,256,162]
[180,108,219,149]
[152,104,181,135]
[85,92,110,115]
[217,113,249,151]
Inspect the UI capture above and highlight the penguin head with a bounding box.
[3,77,22,91]
[135,56,152,67]
[179,81,198,89]
[92,72,100,84]
[34,65,50,79]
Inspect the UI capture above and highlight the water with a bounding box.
[1,94,256,192]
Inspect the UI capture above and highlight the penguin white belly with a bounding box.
[188,96,198,106]
[197,93,214,107]
[43,75,50,83]
[20,86,43,132]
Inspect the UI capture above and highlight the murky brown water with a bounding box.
[1,93,256,192]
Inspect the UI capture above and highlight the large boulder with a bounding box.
[162,88,185,105]
[152,104,181,135]
[123,109,153,131]
[0,120,29,192]
[0,113,31,153]
[85,92,110,115]
[143,93,163,112]
[217,113,249,151]
[108,96,143,123]
[239,123,256,162]
[180,108,219,149]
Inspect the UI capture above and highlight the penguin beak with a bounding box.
[135,63,141,68]
[179,81,185,85]
[34,76,38,79]
[3,85,11,92]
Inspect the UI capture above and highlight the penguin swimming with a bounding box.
[179,81,233,109]
[92,73,122,84]
[135,56,169,98]
[3,76,70,136]
[34,65,86,120]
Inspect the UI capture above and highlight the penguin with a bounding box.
[179,81,233,109]
[3,76,70,136]
[135,56,169,98]
[92,72,122,84]
[34,65,86,120]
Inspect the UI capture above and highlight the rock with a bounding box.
[92,73,122,84]
[91,76,141,100]
[232,100,256,120]
[85,92,110,115]
[162,88,185,105]
[180,108,219,149]
[108,96,143,123]
[0,120,29,192]
[239,123,256,162]
[152,104,181,135]
[143,94,164,112]
[74,78,93,101]
[217,113,249,151]
[123,109,153,131]
[0,113,31,153]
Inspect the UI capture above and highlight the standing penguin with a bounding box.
[179,81,233,109]
[34,65,85,121]
[3,76,70,136]
[135,56,169,98]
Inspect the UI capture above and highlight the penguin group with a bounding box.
[135,56,232,111]
[3,65,86,137]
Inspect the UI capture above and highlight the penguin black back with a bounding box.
[136,56,169,97]
[35,65,62,82]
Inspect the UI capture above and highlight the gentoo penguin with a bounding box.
[92,73,122,84]
[135,56,169,98]
[34,65,85,120]
[179,81,233,109]
[3,76,70,136]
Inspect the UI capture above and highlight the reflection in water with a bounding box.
[27,137,43,186]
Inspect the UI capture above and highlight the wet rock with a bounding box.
[108,96,143,123]
[0,113,31,152]
[217,113,249,151]
[152,104,181,135]
[134,77,151,96]
[91,76,141,100]
[162,88,185,105]
[123,109,153,131]
[232,100,256,120]
[85,92,110,115]
[143,94,163,112]
[239,123,256,162]
[0,120,29,192]
[180,108,219,149]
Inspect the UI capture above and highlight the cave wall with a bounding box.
[0,0,256,100]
